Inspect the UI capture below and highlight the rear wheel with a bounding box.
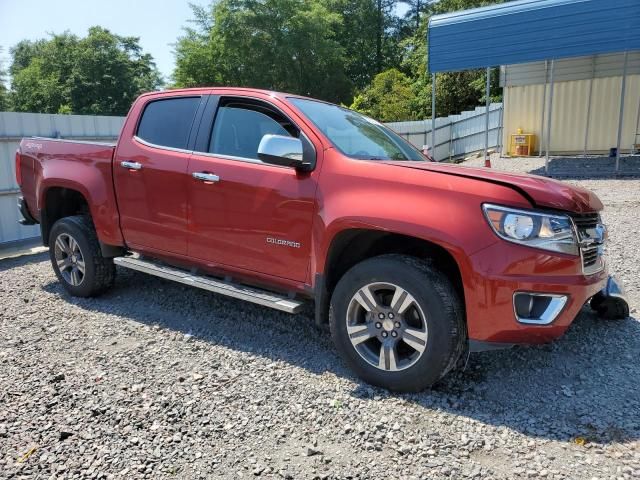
[49,215,115,297]
[330,254,465,392]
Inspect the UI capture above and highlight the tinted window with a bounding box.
[209,106,291,160]
[137,97,200,149]
[290,98,424,162]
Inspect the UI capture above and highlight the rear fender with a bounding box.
[37,158,123,246]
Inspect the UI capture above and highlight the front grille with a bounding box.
[582,246,600,267]
[569,212,604,275]
[571,212,599,229]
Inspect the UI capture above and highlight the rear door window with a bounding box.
[137,97,200,150]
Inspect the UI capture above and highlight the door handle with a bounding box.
[121,161,142,170]
[192,172,220,183]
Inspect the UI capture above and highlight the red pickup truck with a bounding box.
[16,88,628,391]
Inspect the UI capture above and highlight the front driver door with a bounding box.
[187,95,320,282]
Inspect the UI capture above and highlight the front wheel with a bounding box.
[330,255,465,392]
[49,215,116,297]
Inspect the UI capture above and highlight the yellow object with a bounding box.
[17,447,37,463]
[509,131,536,156]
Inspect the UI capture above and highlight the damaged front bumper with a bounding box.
[590,275,629,320]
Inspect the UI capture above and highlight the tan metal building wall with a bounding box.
[501,52,640,155]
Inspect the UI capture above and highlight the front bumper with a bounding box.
[464,239,610,345]
[468,274,628,352]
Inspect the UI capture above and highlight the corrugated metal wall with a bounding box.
[387,103,503,161]
[501,54,640,154]
[501,52,640,87]
[0,112,124,246]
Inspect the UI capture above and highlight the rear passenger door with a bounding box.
[113,94,205,255]
[186,95,319,282]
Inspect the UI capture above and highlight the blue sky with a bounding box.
[0,0,410,84]
[0,0,206,83]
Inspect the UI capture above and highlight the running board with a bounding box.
[113,256,304,314]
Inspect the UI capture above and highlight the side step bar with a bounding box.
[113,256,304,314]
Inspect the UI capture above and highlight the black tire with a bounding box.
[49,215,116,297]
[330,254,465,392]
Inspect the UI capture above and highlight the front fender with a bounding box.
[310,156,535,303]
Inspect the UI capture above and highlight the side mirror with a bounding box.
[258,134,313,171]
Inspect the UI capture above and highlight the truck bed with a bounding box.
[18,137,121,245]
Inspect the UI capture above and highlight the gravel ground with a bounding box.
[1,157,639,479]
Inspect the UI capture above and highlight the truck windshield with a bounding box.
[290,98,426,162]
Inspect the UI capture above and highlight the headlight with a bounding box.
[482,204,578,255]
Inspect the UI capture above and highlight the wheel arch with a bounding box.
[40,185,91,246]
[40,185,125,257]
[315,227,466,327]
[37,159,125,248]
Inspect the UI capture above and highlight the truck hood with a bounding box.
[383,161,603,213]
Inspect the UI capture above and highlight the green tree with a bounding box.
[328,0,382,90]
[374,0,505,119]
[350,68,417,121]
[173,0,506,120]
[428,69,499,117]
[174,0,352,103]
[9,40,46,77]
[174,0,403,103]
[399,0,427,30]
[0,48,8,111]
[372,0,398,73]
[9,27,161,115]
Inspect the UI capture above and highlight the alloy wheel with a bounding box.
[54,233,86,286]
[345,282,428,371]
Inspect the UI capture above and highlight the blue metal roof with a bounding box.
[428,0,640,73]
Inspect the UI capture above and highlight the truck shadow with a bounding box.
[29,256,639,445]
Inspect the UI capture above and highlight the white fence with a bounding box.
[386,103,503,161]
[0,112,125,246]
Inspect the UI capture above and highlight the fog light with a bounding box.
[513,293,568,325]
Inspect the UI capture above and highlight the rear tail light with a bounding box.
[15,150,22,186]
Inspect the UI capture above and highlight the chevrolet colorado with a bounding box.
[16,88,629,392]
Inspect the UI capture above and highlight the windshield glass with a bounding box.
[290,98,426,161]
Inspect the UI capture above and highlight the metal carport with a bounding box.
[427,0,640,172]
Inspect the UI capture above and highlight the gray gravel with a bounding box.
[1,159,639,479]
